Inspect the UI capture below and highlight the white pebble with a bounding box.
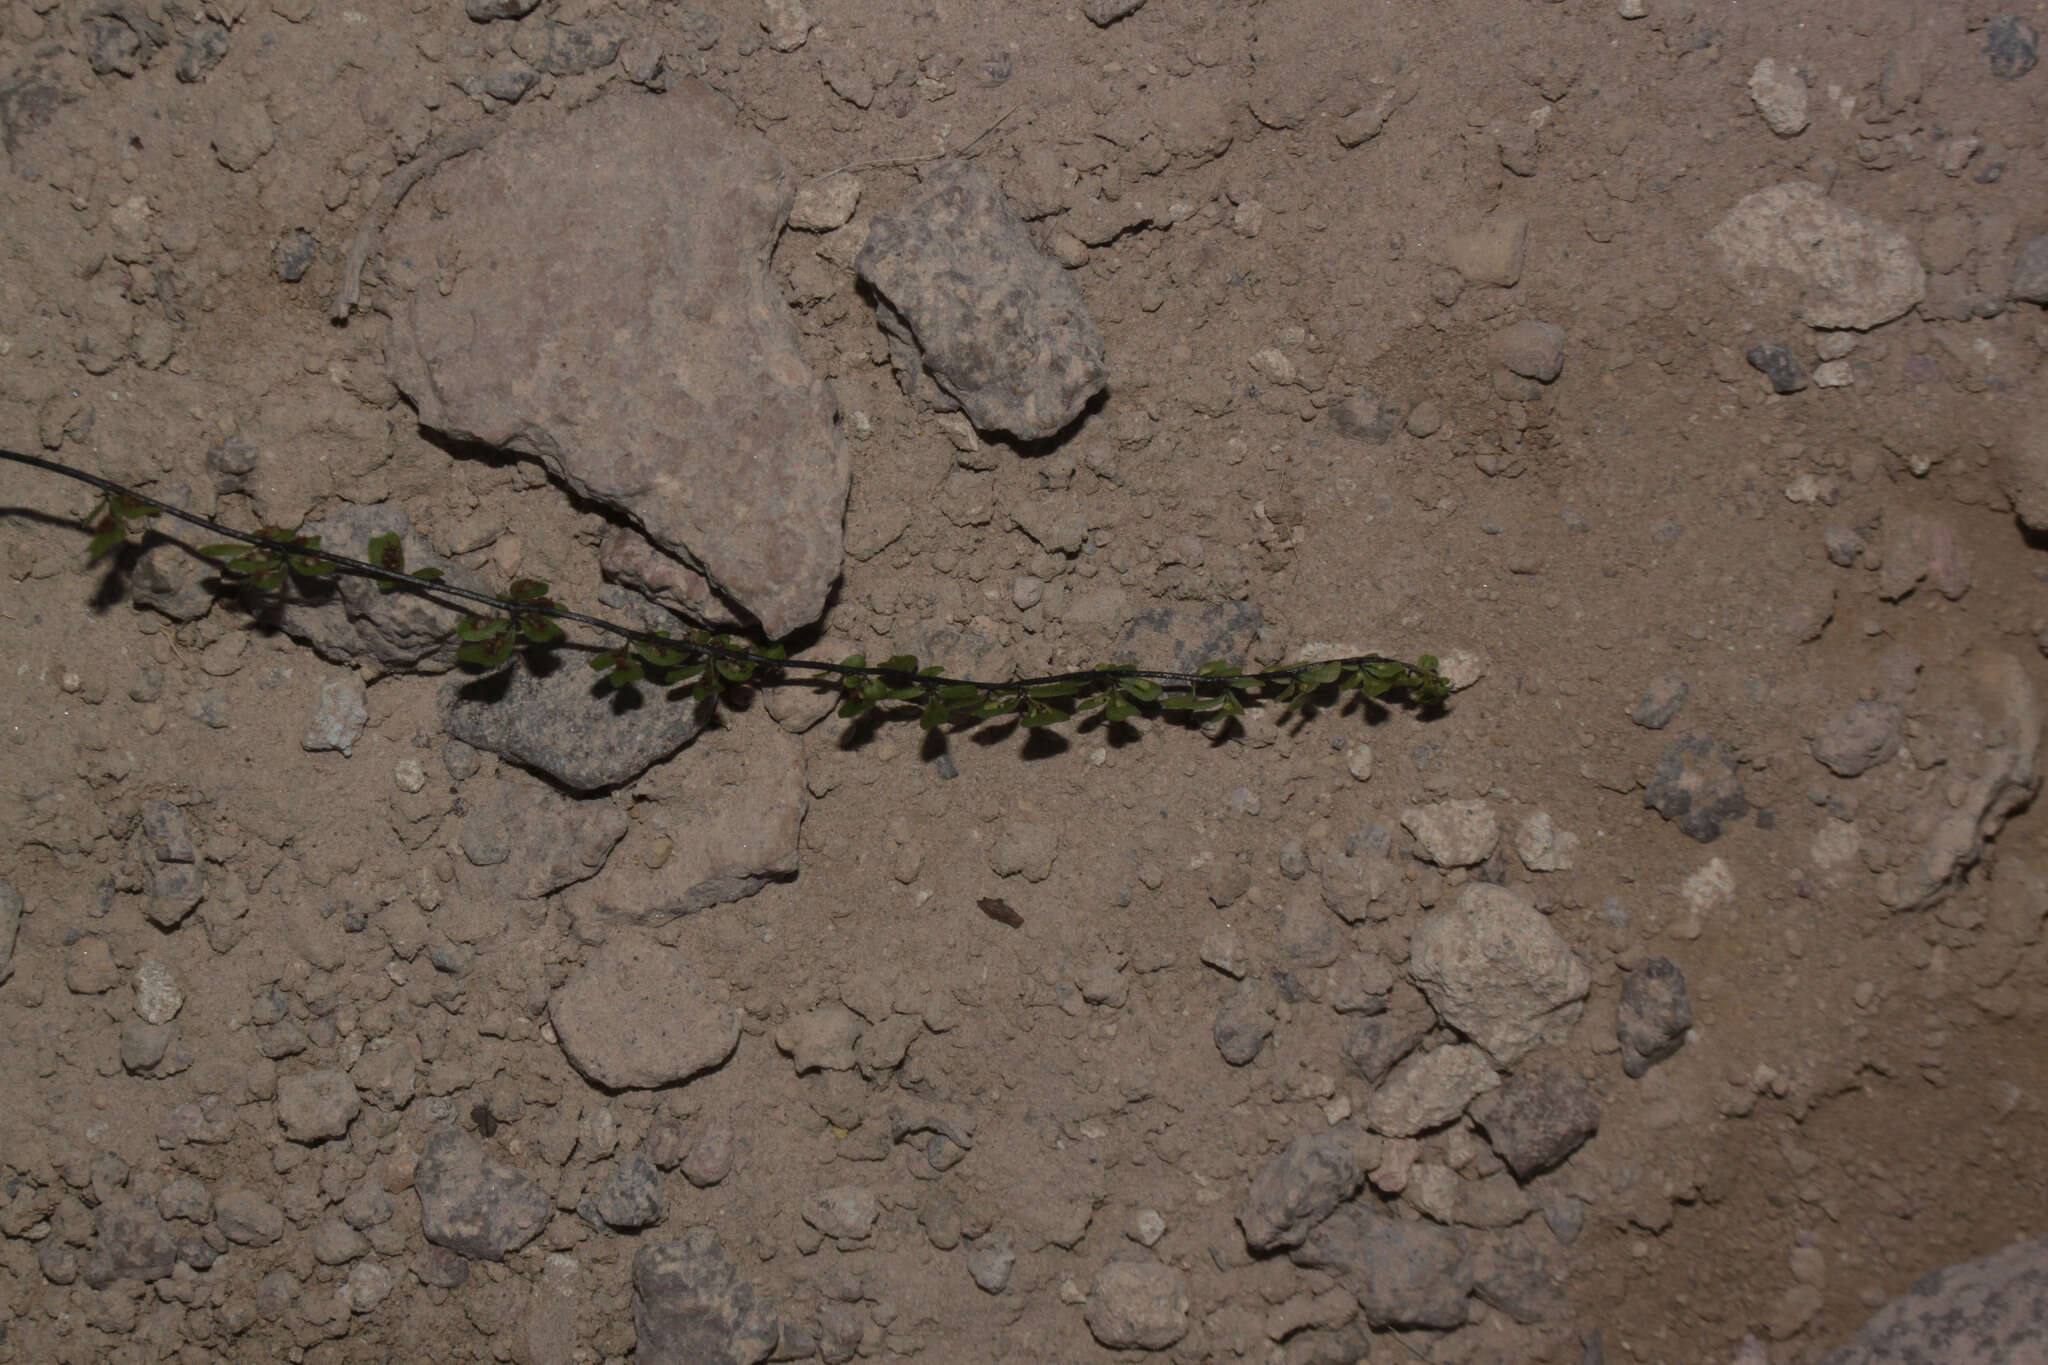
[134,959,184,1024]
[394,758,427,794]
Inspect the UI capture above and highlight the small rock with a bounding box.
[1082,0,1146,25]
[1707,182,1924,330]
[1747,58,1810,135]
[343,1260,395,1313]
[311,1217,368,1266]
[1400,799,1499,867]
[1985,16,2039,80]
[1292,1207,1470,1330]
[1339,985,1434,1083]
[581,1152,665,1231]
[1408,883,1590,1067]
[1492,320,1565,383]
[1811,701,1903,777]
[966,1231,1016,1293]
[1237,1131,1363,1252]
[132,960,183,1024]
[1213,985,1274,1066]
[1319,846,1399,923]
[776,1005,863,1073]
[95,1197,177,1282]
[1276,896,1341,969]
[632,1229,780,1365]
[1327,390,1405,444]
[681,1118,737,1188]
[800,1186,879,1241]
[857,161,1107,440]
[1469,1067,1600,1179]
[1083,1259,1190,1350]
[1366,1044,1501,1138]
[415,1128,552,1261]
[1643,734,1750,843]
[1745,342,1809,394]
[1470,1229,1565,1325]
[440,657,708,793]
[761,0,812,51]
[550,936,740,1089]
[1199,930,1249,979]
[2011,236,2048,304]
[990,821,1058,882]
[303,676,369,755]
[1444,215,1528,288]
[1617,957,1693,1078]
[1630,674,1690,730]
[273,229,319,284]
[1514,812,1579,873]
[275,1070,360,1143]
[789,172,861,232]
[214,1189,285,1247]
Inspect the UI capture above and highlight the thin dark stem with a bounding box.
[2,447,1434,697]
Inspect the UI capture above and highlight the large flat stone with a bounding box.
[384,86,849,639]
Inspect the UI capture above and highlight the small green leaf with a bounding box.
[86,529,125,562]
[411,566,443,584]
[455,615,504,642]
[518,616,565,646]
[1118,676,1163,703]
[919,698,950,731]
[1195,660,1238,680]
[507,578,550,602]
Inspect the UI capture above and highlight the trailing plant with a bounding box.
[7,448,1452,736]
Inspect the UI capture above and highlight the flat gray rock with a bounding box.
[1292,1207,1471,1330]
[1822,1235,2048,1365]
[1237,1131,1363,1252]
[550,935,740,1089]
[455,776,631,899]
[857,160,1107,439]
[1407,884,1590,1067]
[1707,181,1925,330]
[439,659,708,793]
[384,86,849,639]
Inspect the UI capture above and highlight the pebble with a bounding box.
[132,959,183,1023]
[1643,734,1751,843]
[214,1189,285,1247]
[1131,1209,1167,1247]
[1212,986,1274,1066]
[1340,987,1434,1083]
[789,172,862,232]
[681,1116,737,1187]
[776,1005,864,1073]
[415,1127,553,1261]
[1745,342,1809,394]
[343,1260,395,1313]
[1469,1067,1601,1179]
[1401,799,1500,868]
[1812,359,1854,388]
[2012,236,2048,304]
[1082,0,1147,25]
[275,1069,361,1143]
[1237,1131,1363,1252]
[302,675,369,755]
[632,1229,780,1365]
[1408,883,1590,1066]
[1492,319,1566,383]
[1365,1044,1501,1138]
[801,1185,879,1241]
[1083,1259,1190,1350]
[551,936,740,1089]
[1631,674,1690,730]
[1199,930,1249,979]
[1985,16,2039,80]
[580,1152,665,1230]
[0,880,18,987]
[1444,215,1528,288]
[1617,957,1694,1078]
[1709,182,1924,329]
[965,1230,1016,1293]
[311,1217,369,1266]
[1811,701,1903,777]
[1747,58,1810,136]
[1514,811,1580,872]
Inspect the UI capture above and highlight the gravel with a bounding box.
[632,1229,781,1365]
[1082,1258,1191,1350]
[1470,1066,1602,1179]
[1400,799,1500,867]
[1643,734,1751,842]
[1292,1206,1471,1329]
[274,1069,361,1143]
[1407,883,1591,1067]
[1366,1043,1501,1137]
[414,1127,552,1261]
[1811,701,1904,777]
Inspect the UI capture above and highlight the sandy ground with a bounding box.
[3,1,2048,1362]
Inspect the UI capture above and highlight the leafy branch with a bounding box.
[7,447,1453,735]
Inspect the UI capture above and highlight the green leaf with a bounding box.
[1118,676,1163,703]
[518,616,565,646]
[1020,699,1069,727]
[919,698,951,731]
[455,615,505,642]
[1195,660,1239,680]
[507,578,550,602]
[288,556,338,577]
[1103,694,1137,724]
[837,695,877,720]
[1027,680,1082,699]
[86,529,125,562]
[609,662,646,688]
[411,566,443,584]
[196,542,246,562]
[838,653,867,672]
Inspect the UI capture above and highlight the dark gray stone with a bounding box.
[2013,236,2048,305]
[1986,16,2038,80]
[1237,1131,1363,1252]
[511,21,621,75]
[482,66,540,103]
[1327,389,1405,444]
[274,229,318,284]
[1642,733,1750,842]
[415,1128,551,1261]
[581,1153,665,1231]
[1617,957,1693,1079]
[856,160,1107,439]
[1292,1207,1470,1330]
[633,1228,780,1365]
[1212,986,1272,1066]
[1470,1067,1600,1180]
[1630,673,1690,730]
[1745,342,1808,394]
[465,0,539,18]
[1082,0,1147,25]
[1822,1234,2048,1365]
